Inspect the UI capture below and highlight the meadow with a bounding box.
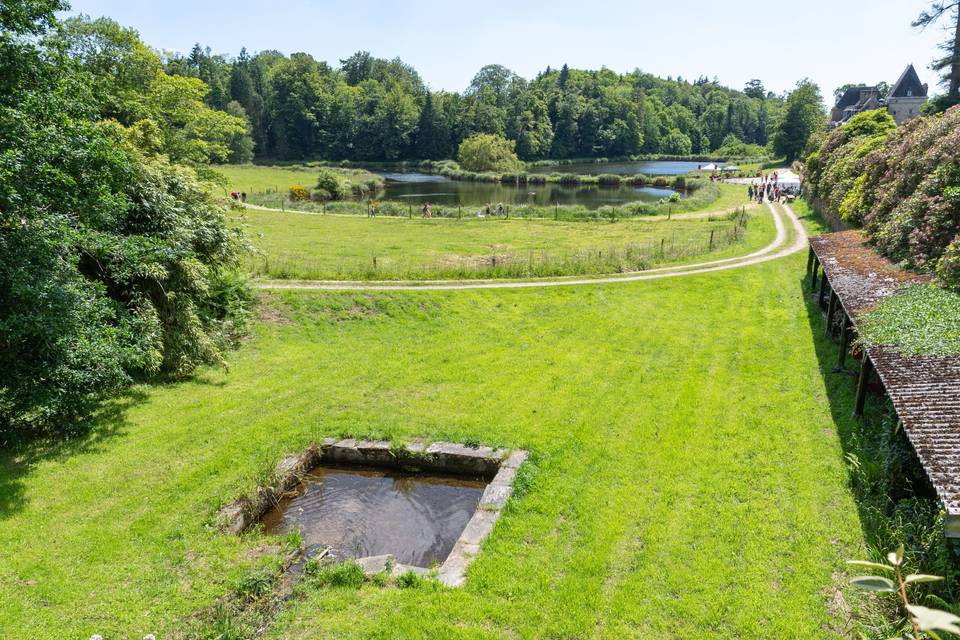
[0,208,875,638]
[238,205,768,281]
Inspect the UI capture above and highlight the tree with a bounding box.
[1,2,247,440]
[913,1,960,106]
[661,129,693,155]
[744,79,766,99]
[772,79,824,161]
[457,133,521,172]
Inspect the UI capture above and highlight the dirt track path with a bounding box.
[255,202,806,292]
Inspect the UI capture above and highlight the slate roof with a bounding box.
[889,64,928,98]
[809,232,960,535]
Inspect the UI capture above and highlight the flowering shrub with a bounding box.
[288,184,310,201]
[806,106,960,289]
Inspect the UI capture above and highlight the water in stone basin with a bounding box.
[261,465,487,568]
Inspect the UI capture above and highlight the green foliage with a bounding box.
[315,169,351,200]
[144,43,785,162]
[0,6,248,440]
[48,16,253,165]
[805,106,960,288]
[805,109,896,224]
[457,133,522,172]
[772,79,825,161]
[849,545,958,639]
[858,285,960,356]
[288,184,310,201]
[303,560,366,588]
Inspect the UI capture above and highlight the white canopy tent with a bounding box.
[700,163,720,171]
[778,170,801,187]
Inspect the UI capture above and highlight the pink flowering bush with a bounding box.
[806,106,960,289]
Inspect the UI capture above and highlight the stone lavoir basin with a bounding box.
[261,465,486,568]
[218,439,528,586]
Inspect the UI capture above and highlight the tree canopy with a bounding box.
[1,2,248,441]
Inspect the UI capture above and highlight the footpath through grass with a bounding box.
[238,204,766,281]
[0,223,867,638]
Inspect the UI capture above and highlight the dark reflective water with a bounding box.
[381,172,677,209]
[529,160,705,176]
[262,465,486,568]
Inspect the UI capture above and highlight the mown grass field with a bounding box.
[214,164,381,196]
[0,208,870,638]
[238,204,768,280]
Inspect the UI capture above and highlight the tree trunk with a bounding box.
[952,4,960,97]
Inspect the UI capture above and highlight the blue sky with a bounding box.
[64,0,947,101]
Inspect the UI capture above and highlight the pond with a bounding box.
[529,160,707,176]
[381,172,679,210]
[261,464,486,568]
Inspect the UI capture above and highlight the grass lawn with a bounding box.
[238,203,767,280]
[0,210,869,638]
[214,164,382,197]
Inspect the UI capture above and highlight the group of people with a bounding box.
[421,202,505,218]
[230,191,247,202]
[748,173,788,204]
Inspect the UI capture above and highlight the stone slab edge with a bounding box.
[218,440,530,589]
[216,445,320,534]
[437,449,529,587]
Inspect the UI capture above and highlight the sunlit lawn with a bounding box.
[238,203,768,280]
[0,217,867,637]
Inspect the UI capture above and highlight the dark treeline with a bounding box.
[164,44,784,163]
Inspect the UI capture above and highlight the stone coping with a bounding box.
[217,439,529,588]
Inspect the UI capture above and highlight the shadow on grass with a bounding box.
[0,388,149,520]
[800,272,936,531]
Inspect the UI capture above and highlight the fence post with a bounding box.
[660,238,665,256]
[709,230,714,251]
[373,256,377,269]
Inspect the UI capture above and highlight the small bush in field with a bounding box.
[288,185,309,201]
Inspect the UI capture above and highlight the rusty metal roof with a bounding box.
[810,232,960,531]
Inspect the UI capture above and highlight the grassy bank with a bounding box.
[214,164,385,198]
[238,207,766,281]
[0,220,871,637]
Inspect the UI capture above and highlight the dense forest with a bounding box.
[62,16,786,164]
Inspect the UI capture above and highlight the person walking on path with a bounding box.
[422,202,432,219]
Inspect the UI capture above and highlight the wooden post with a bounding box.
[837,315,852,369]
[854,354,874,417]
[811,258,820,292]
[709,230,714,251]
[817,272,829,307]
[825,291,838,337]
[660,238,665,256]
[458,205,462,219]
[806,246,815,274]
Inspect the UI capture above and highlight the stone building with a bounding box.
[886,64,929,125]
[829,64,928,127]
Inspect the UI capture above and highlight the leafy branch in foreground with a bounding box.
[849,545,960,639]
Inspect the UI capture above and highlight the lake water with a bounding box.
[529,160,706,176]
[381,173,679,209]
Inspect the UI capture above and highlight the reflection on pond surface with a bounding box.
[529,160,706,176]
[381,172,680,209]
[261,465,486,568]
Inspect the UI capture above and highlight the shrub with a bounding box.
[316,169,349,200]
[288,185,309,201]
[805,105,960,289]
[596,174,622,186]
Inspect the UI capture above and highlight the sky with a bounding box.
[63,0,949,101]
